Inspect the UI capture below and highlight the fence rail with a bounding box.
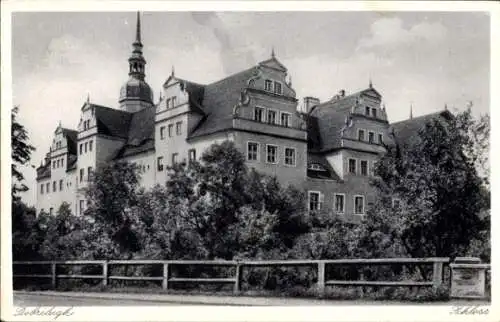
[13,258,450,294]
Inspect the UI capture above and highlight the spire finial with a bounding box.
[369,77,373,88]
[288,75,292,86]
[171,65,175,77]
[86,92,90,103]
[271,46,275,58]
[135,11,141,44]
[410,102,413,119]
[444,103,448,110]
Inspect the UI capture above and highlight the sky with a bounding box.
[11,11,490,206]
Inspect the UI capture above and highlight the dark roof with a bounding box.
[177,78,206,114]
[126,106,155,145]
[307,153,342,181]
[36,164,51,180]
[390,110,453,146]
[61,128,78,155]
[188,67,256,138]
[94,105,133,139]
[67,154,77,171]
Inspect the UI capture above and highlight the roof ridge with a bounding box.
[391,110,448,125]
[206,66,255,87]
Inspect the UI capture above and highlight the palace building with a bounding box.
[35,13,451,220]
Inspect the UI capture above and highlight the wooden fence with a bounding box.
[13,258,450,294]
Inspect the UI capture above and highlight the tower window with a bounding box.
[266,145,278,164]
[368,131,375,144]
[160,126,166,140]
[157,156,164,171]
[265,80,273,92]
[284,148,296,166]
[354,195,365,215]
[360,160,368,176]
[247,142,259,161]
[358,129,365,141]
[348,158,357,174]
[274,82,282,95]
[254,107,265,122]
[168,124,174,137]
[334,193,345,213]
[267,109,277,125]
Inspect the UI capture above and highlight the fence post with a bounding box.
[317,261,325,296]
[162,263,169,290]
[51,262,57,289]
[233,263,242,294]
[432,260,444,289]
[102,261,108,287]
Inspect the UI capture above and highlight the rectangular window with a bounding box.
[392,198,401,208]
[360,160,368,176]
[171,96,177,107]
[274,82,282,95]
[254,107,265,122]
[168,124,174,137]
[266,145,278,164]
[371,108,377,118]
[176,122,182,135]
[56,159,60,168]
[157,156,164,171]
[61,158,64,167]
[87,167,93,181]
[265,79,273,91]
[53,181,57,192]
[368,131,374,143]
[160,126,166,139]
[188,149,196,162]
[79,200,85,215]
[53,161,56,169]
[267,109,277,125]
[41,184,44,194]
[80,168,84,182]
[358,129,365,141]
[284,147,296,166]
[46,183,50,193]
[378,133,383,144]
[59,179,63,191]
[281,112,291,127]
[308,191,322,211]
[84,142,88,153]
[80,143,83,155]
[354,195,365,214]
[172,153,178,165]
[365,106,370,116]
[334,194,345,213]
[166,98,171,109]
[89,140,93,152]
[247,142,259,161]
[348,158,357,174]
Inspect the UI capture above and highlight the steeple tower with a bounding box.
[129,11,146,81]
[119,11,154,113]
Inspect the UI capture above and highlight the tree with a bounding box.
[367,108,490,259]
[83,161,143,259]
[12,201,45,260]
[11,106,35,201]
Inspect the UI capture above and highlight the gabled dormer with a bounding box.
[78,99,97,133]
[250,51,296,99]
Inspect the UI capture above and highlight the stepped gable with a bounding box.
[188,67,256,139]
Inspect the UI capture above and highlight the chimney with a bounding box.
[303,96,320,113]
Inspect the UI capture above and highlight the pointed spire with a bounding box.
[171,65,175,77]
[271,46,275,58]
[86,92,90,103]
[288,75,292,86]
[410,102,413,119]
[135,11,141,44]
[369,77,373,89]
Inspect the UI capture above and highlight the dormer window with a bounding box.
[371,108,377,118]
[265,80,273,92]
[365,106,370,116]
[166,98,171,109]
[171,96,177,107]
[308,163,327,171]
[274,82,282,95]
